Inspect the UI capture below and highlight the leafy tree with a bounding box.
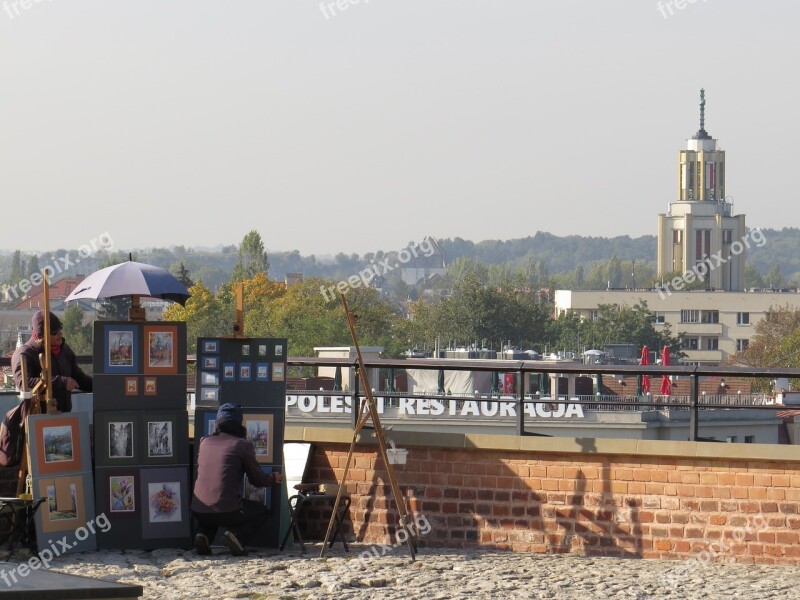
[231,230,270,282]
[61,304,92,355]
[8,250,23,284]
[606,255,622,289]
[27,255,40,279]
[730,305,800,390]
[766,265,784,289]
[173,262,194,288]
[744,265,765,290]
[164,280,230,354]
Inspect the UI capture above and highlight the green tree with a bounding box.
[173,262,194,288]
[231,230,270,282]
[61,304,92,355]
[766,265,784,289]
[606,255,622,289]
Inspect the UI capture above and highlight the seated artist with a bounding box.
[11,310,93,413]
[191,403,283,556]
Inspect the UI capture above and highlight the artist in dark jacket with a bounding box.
[191,403,283,556]
[11,310,92,413]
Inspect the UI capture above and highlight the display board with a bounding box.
[92,321,191,550]
[27,412,97,553]
[194,337,287,547]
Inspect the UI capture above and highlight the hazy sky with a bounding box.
[1,1,798,258]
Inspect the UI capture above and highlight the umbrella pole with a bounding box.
[129,294,146,321]
[40,272,58,414]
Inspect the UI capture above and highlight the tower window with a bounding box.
[723,230,733,244]
[673,230,683,244]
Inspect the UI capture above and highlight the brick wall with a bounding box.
[301,442,800,565]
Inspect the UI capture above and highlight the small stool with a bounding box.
[0,497,46,555]
[279,489,351,554]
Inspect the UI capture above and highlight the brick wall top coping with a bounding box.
[286,425,800,463]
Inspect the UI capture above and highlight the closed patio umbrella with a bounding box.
[660,346,672,396]
[639,346,651,395]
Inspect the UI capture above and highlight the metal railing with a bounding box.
[2,354,799,442]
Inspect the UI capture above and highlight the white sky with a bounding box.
[1,0,797,257]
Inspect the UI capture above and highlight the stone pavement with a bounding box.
[4,544,800,599]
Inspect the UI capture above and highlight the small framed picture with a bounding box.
[258,345,267,356]
[256,363,269,382]
[275,344,283,357]
[201,371,219,386]
[108,421,134,459]
[203,357,218,369]
[243,414,274,463]
[223,363,235,381]
[239,364,251,382]
[144,325,178,375]
[105,325,138,374]
[203,340,218,353]
[147,421,173,458]
[272,362,285,382]
[125,377,138,396]
[109,475,136,514]
[201,387,219,403]
[242,344,250,357]
[144,377,157,396]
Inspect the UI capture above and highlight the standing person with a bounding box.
[12,310,93,413]
[191,403,283,556]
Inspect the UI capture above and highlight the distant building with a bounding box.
[285,273,304,287]
[556,91,800,365]
[400,237,447,285]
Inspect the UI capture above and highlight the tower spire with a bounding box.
[693,88,710,140]
[699,88,705,132]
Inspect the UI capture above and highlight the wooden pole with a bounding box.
[41,271,57,414]
[233,283,245,337]
[319,292,417,560]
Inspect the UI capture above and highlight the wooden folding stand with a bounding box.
[319,292,417,560]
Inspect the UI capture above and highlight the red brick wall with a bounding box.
[303,443,800,565]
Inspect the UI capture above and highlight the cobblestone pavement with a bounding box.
[6,544,800,599]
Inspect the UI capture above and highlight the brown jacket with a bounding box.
[191,432,275,513]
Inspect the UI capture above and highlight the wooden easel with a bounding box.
[319,292,417,560]
[16,272,58,497]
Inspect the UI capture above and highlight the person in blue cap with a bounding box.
[191,403,283,555]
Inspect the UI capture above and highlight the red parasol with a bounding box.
[640,346,651,393]
[660,346,672,395]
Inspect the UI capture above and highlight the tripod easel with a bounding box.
[319,292,417,560]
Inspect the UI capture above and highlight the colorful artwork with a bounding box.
[148,482,182,522]
[43,426,73,463]
[144,377,157,395]
[108,331,134,367]
[243,414,274,463]
[148,331,173,368]
[110,476,136,513]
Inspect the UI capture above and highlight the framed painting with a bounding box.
[256,363,269,382]
[104,325,139,374]
[28,414,87,476]
[271,362,285,382]
[143,325,178,375]
[139,467,190,539]
[200,387,219,403]
[202,356,218,370]
[94,411,139,467]
[275,344,283,357]
[202,340,219,353]
[223,363,235,381]
[258,344,267,357]
[239,363,251,382]
[144,376,157,396]
[125,377,138,396]
[243,413,274,464]
[109,473,137,516]
[37,474,85,533]
[146,420,173,459]
[193,409,218,447]
[201,371,219,386]
[242,466,273,511]
[241,344,250,357]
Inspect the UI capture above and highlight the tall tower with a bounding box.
[657,90,746,291]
